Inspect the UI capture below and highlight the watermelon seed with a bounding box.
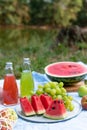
[52,106,55,110]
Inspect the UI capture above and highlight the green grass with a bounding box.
[0,27,87,79]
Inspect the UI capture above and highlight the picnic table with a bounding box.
[0,71,86,130]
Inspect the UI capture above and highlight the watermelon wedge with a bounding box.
[31,94,45,115]
[20,97,35,116]
[44,99,67,120]
[40,94,53,109]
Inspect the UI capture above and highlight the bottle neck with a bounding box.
[5,62,14,75]
[23,63,31,71]
[23,58,31,71]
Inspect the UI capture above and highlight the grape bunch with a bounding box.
[36,81,74,111]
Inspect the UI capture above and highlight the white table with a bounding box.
[0,77,87,130]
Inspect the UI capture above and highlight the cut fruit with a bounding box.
[40,94,53,109]
[31,94,45,115]
[45,62,87,84]
[44,99,67,120]
[20,97,35,116]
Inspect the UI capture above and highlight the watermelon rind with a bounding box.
[44,113,67,120]
[36,110,45,115]
[45,61,87,84]
[22,111,35,116]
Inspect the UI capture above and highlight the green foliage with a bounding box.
[75,0,87,27]
[29,0,83,27]
[52,0,83,27]
[0,0,85,27]
[0,0,30,25]
[0,28,87,78]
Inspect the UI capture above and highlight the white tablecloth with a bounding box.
[0,71,87,130]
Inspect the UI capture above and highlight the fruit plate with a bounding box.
[16,99,82,123]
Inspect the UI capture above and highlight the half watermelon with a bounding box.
[44,99,67,120]
[45,61,87,84]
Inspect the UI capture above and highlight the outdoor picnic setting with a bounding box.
[0,0,87,130]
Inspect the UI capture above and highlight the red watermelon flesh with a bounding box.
[40,94,53,109]
[20,97,35,116]
[45,62,87,77]
[44,99,67,120]
[31,94,45,115]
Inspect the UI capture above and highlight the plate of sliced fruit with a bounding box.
[16,94,82,123]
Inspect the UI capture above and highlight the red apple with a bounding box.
[81,95,87,110]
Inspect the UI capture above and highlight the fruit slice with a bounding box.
[44,99,67,120]
[31,94,45,115]
[40,94,53,109]
[44,62,87,84]
[20,97,35,116]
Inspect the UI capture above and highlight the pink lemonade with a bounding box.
[3,74,18,105]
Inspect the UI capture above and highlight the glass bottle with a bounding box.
[3,62,18,105]
[20,58,34,98]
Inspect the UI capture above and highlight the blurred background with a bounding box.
[0,0,87,79]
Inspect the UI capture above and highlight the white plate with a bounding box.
[16,100,82,123]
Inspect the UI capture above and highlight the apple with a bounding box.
[81,95,87,110]
[78,85,87,97]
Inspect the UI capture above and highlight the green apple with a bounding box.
[78,85,87,97]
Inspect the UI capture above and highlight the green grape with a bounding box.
[36,88,43,95]
[59,82,64,88]
[30,90,35,95]
[52,95,57,99]
[38,84,43,89]
[49,81,58,89]
[61,87,67,93]
[56,87,62,95]
[50,89,56,96]
[44,87,51,94]
[43,82,51,90]
[68,104,74,111]
[56,95,63,100]
[68,95,73,101]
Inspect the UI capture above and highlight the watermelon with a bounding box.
[20,97,35,116]
[44,99,67,120]
[45,61,87,84]
[31,94,45,115]
[40,94,53,109]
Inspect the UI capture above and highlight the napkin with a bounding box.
[32,71,50,91]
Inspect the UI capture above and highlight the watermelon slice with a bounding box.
[44,99,67,120]
[20,97,35,116]
[31,94,45,115]
[40,94,53,109]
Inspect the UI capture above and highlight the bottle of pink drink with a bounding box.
[3,62,18,105]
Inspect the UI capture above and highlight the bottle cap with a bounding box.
[5,62,13,70]
[24,58,30,64]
